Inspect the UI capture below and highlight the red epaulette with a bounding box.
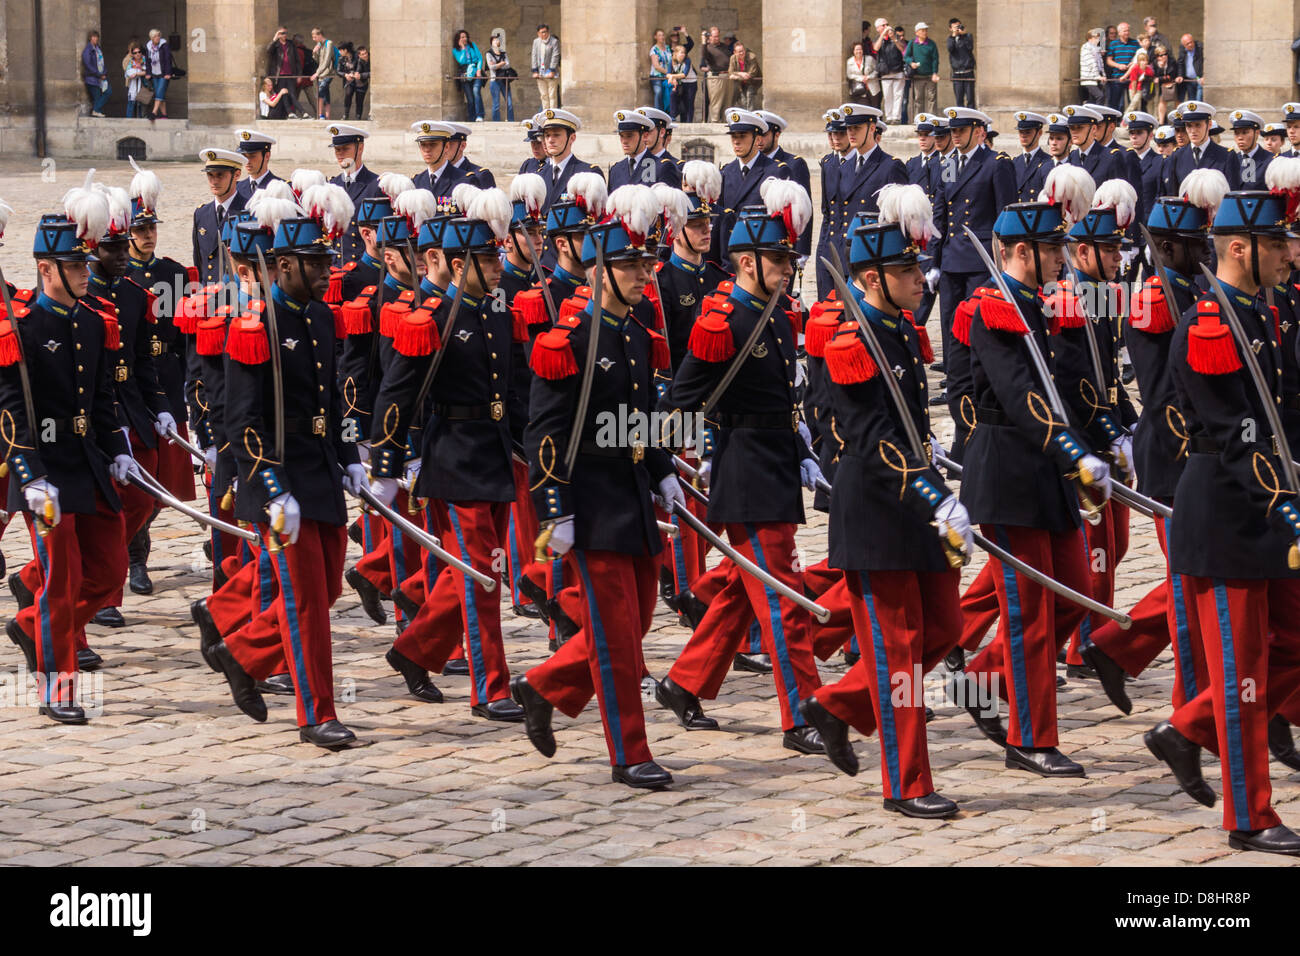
[804,301,846,358]
[196,305,229,356]
[325,267,345,306]
[91,299,122,351]
[643,279,665,332]
[1129,276,1174,334]
[646,327,671,370]
[380,289,416,339]
[12,288,34,305]
[329,304,346,338]
[1186,299,1241,375]
[714,280,735,297]
[394,303,443,357]
[687,301,737,362]
[530,318,579,379]
[559,287,591,323]
[341,285,377,335]
[824,322,878,384]
[511,288,550,340]
[976,287,1029,335]
[185,266,199,286]
[176,283,220,334]
[117,276,158,324]
[226,311,270,365]
[903,309,935,364]
[343,261,359,272]
[1042,283,1085,330]
[654,260,665,273]
[952,287,993,345]
[0,309,28,366]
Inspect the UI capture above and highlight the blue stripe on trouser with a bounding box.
[746,620,762,653]
[424,508,441,591]
[273,545,317,726]
[849,631,860,655]
[1077,520,1093,647]
[33,533,55,705]
[575,551,625,765]
[507,510,522,604]
[1170,569,1197,699]
[258,544,274,613]
[994,526,1034,747]
[448,507,489,702]
[744,524,805,727]
[391,522,408,616]
[1211,580,1251,831]
[362,513,373,552]
[670,515,688,590]
[860,571,902,796]
[208,485,224,567]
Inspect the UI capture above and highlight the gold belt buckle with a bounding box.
[1108,387,1118,406]
[115,366,129,382]
[631,441,645,464]
[150,340,163,357]
[490,401,504,421]
[792,410,800,431]
[311,415,327,436]
[73,416,88,436]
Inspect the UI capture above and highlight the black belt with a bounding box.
[433,402,504,421]
[1190,436,1221,454]
[43,417,92,439]
[578,439,646,463]
[113,365,131,382]
[150,340,172,356]
[976,405,1010,426]
[283,416,329,436]
[717,411,798,430]
[1286,395,1300,413]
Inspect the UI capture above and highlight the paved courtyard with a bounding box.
[0,160,1298,866]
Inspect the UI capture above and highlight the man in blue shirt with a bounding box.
[1105,22,1140,112]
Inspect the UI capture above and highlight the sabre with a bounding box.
[127,469,259,542]
[695,272,787,422]
[253,247,289,551]
[562,235,605,478]
[163,424,205,460]
[411,265,468,421]
[518,227,559,323]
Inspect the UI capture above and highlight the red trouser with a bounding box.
[963,524,1089,749]
[527,550,658,766]
[106,434,158,607]
[207,477,250,591]
[207,543,281,652]
[391,501,511,704]
[156,421,197,501]
[506,458,539,608]
[225,520,346,726]
[666,489,710,595]
[355,511,394,594]
[814,568,962,799]
[1168,577,1300,832]
[667,522,822,730]
[1066,502,1130,665]
[18,492,125,706]
[805,560,859,661]
[958,561,998,651]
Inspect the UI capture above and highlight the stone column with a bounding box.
[369,0,464,127]
[559,0,654,121]
[760,0,860,118]
[185,1,279,126]
[1200,0,1299,108]
[41,0,102,119]
[975,0,1080,126]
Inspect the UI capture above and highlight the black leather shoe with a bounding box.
[512,602,545,620]
[928,389,948,406]
[943,647,965,673]
[843,650,861,666]
[1056,674,1067,687]
[1228,824,1300,855]
[7,619,36,672]
[391,588,420,621]
[127,563,153,596]
[950,673,1007,746]
[1082,643,1132,715]
[1269,716,1300,771]
[256,673,295,695]
[675,591,709,630]
[40,703,88,725]
[553,608,580,646]
[211,640,268,722]
[191,599,223,672]
[213,561,229,590]
[612,760,673,789]
[299,719,356,750]
[384,647,443,703]
[444,658,471,677]
[345,567,388,625]
[1057,648,1067,663]
[1065,662,1097,681]
[1145,720,1215,806]
[9,572,34,610]
[92,607,126,628]
[515,576,553,625]
[655,675,719,730]
[347,520,363,546]
[471,697,525,722]
[930,361,946,373]
[733,652,773,674]
[1004,744,1085,777]
[511,676,556,757]
[783,725,826,754]
[203,539,212,562]
[884,792,958,819]
[925,706,936,722]
[799,697,858,775]
[659,566,676,604]
[1121,362,1136,385]
[76,647,103,671]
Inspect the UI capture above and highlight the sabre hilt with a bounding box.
[533,523,554,562]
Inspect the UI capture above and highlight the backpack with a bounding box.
[330,41,340,72]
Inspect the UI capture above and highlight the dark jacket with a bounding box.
[938,145,1017,274]
[126,253,190,420]
[714,151,791,261]
[1175,42,1203,83]
[947,32,975,73]
[192,191,248,285]
[86,272,166,448]
[654,254,732,371]
[329,166,384,265]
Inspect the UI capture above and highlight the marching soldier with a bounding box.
[654,164,728,369]
[1065,105,1127,189]
[637,106,682,185]
[814,108,853,300]
[1012,111,1051,202]
[830,104,908,263]
[192,148,247,285]
[713,108,791,262]
[519,116,547,175]
[1126,111,1163,226]
[234,129,283,199]
[1226,109,1271,189]
[410,120,466,197]
[327,123,383,265]
[338,195,390,301]
[537,110,603,219]
[608,109,660,189]
[1162,101,1232,197]
[756,110,812,256]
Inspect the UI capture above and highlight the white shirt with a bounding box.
[548,154,573,179]
[342,163,368,185]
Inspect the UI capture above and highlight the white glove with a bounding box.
[930,434,946,466]
[547,516,575,555]
[796,419,813,450]
[368,476,399,508]
[23,479,60,527]
[796,255,808,271]
[1078,453,1112,502]
[111,453,142,484]
[1110,433,1135,482]
[654,474,686,513]
[799,457,825,491]
[341,463,368,497]
[154,410,177,438]
[404,458,422,485]
[925,267,941,292]
[356,441,372,464]
[935,494,974,558]
[697,459,711,490]
[268,492,301,545]
[202,446,217,471]
[1119,247,1139,271]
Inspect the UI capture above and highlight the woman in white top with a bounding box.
[845,41,879,107]
[259,76,290,119]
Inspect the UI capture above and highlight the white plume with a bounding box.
[876,183,939,246]
[127,156,162,214]
[290,168,327,197]
[250,196,303,235]
[378,171,415,202]
[1265,156,1300,193]
[607,184,661,245]
[1092,178,1138,228]
[567,172,607,219]
[509,172,547,218]
[1180,168,1230,218]
[260,179,298,202]
[651,183,692,238]
[395,188,440,232]
[1038,164,1096,223]
[93,183,132,237]
[62,169,109,243]
[682,160,722,204]
[0,197,11,238]
[451,182,482,217]
[468,187,513,241]
[301,183,355,239]
[760,178,813,240]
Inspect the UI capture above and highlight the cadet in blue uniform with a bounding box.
[756,110,812,256]
[537,109,604,227]
[1226,109,1272,189]
[1280,104,1300,158]
[1125,111,1163,226]
[447,122,497,188]
[1012,111,1052,203]
[1162,101,1233,197]
[654,181,729,369]
[636,106,682,186]
[830,103,908,266]
[338,195,389,301]
[814,108,853,300]
[327,123,383,265]
[905,112,950,341]
[518,116,547,175]
[1065,105,1128,187]
[234,129,283,199]
[712,108,791,262]
[607,109,660,190]
[192,148,247,285]
[410,120,467,197]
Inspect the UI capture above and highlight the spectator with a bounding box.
[259,76,290,119]
[1142,17,1169,57]
[81,30,110,117]
[874,19,905,123]
[124,43,149,118]
[530,24,560,110]
[144,28,173,121]
[700,26,732,122]
[1123,49,1154,113]
[293,34,318,119]
[727,42,761,110]
[452,29,486,122]
[343,45,370,120]
[1105,22,1139,111]
[666,43,697,122]
[905,22,939,117]
[1176,33,1204,102]
[947,18,975,108]
[310,27,337,121]
[649,30,673,115]
[266,26,303,119]
[1079,28,1105,105]
[846,41,880,107]
[894,29,913,122]
[1151,45,1178,122]
[485,30,515,122]
[666,25,694,58]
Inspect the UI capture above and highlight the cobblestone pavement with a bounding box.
[1,160,1299,867]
